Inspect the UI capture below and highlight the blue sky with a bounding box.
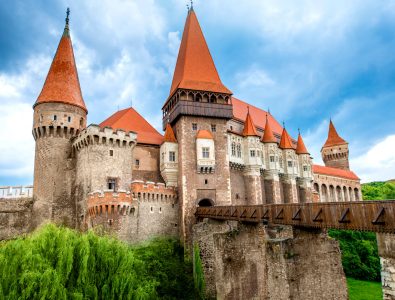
[1,0,395,185]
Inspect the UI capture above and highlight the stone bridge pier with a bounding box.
[377,233,395,300]
[193,219,348,300]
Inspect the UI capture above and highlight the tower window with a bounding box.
[107,178,116,191]
[250,150,256,157]
[211,124,216,132]
[270,156,275,163]
[231,142,236,156]
[159,207,162,213]
[53,115,57,121]
[169,151,176,162]
[109,150,113,156]
[236,193,240,200]
[192,123,197,131]
[303,165,308,172]
[202,147,210,158]
[236,144,241,158]
[150,207,153,213]
[287,161,292,167]
[135,159,140,167]
[68,116,71,122]
[204,179,208,184]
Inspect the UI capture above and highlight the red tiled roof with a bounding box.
[163,123,177,143]
[313,165,359,180]
[34,25,87,113]
[323,120,347,148]
[296,133,309,154]
[279,128,294,149]
[196,129,214,139]
[99,107,163,145]
[232,97,283,137]
[242,110,259,136]
[262,115,277,143]
[167,9,231,101]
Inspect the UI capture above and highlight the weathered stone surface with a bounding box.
[377,233,395,300]
[0,198,33,240]
[193,219,347,300]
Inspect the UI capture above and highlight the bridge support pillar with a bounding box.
[243,173,263,205]
[281,175,298,203]
[264,172,281,204]
[193,219,347,300]
[377,233,395,300]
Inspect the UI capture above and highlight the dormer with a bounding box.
[160,124,178,187]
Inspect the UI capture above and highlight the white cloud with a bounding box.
[351,135,395,183]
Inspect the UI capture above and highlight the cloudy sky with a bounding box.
[1,0,395,185]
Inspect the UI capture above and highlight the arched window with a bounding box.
[231,142,236,156]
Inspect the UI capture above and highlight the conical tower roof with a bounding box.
[167,9,231,100]
[242,108,259,137]
[323,120,347,148]
[296,132,309,154]
[34,10,87,113]
[163,123,177,143]
[262,115,277,143]
[279,128,294,149]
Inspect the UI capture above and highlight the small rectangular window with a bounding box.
[192,123,197,131]
[211,124,216,132]
[288,161,293,167]
[109,150,113,156]
[270,156,275,163]
[135,159,140,166]
[303,165,308,172]
[107,178,116,191]
[53,115,57,121]
[68,116,71,122]
[169,151,176,162]
[250,150,256,157]
[202,147,210,158]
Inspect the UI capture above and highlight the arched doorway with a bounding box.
[198,198,214,207]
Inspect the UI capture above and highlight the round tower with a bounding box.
[32,9,87,227]
[321,120,349,170]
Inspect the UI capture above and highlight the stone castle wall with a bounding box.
[313,173,362,202]
[0,198,33,240]
[377,233,395,300]
[133,145,163,183]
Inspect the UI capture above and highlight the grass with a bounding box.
[347,277,382,300]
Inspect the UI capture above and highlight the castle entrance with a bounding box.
[198,198,214,207]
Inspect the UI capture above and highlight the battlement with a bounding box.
[32,125,82,140]
[87,191,134,218]
[72,124,137,151]
[131,180,177,203]
[0,185,33,199]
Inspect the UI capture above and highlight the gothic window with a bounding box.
[250,150,256,157]
[270,156,275,163]
[192,123,197,131]
[169,151,176,162]
[287,161,292,168]
[236,144,242,158]
[211,124,216,132]
[202,147,210,158]
[231,142,236,156]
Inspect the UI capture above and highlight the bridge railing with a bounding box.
[195,200,395,233]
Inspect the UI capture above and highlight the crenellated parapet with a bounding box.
[131,180,177,203]
[87,190,134,219]
[72,125,137,152]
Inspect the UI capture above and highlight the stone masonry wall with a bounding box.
[133,145,164,183]
[193,219,347,300]
[0,198,33,240]
[377,233,395,300]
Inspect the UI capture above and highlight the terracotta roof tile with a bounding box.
[34,25,87,113]
[168,10,231,100]
[99,107,163,145]
[242,109,259,136]
[196,129,214,139]
[313,165,359,180]
[262,115,277,143]
[296,133,309,154]
[279,128,294,150]
[323,120,347,148]
[163,123,177,143]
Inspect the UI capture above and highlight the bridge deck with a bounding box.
[195,200,395,233]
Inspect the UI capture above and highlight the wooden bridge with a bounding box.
[196,200,395,233]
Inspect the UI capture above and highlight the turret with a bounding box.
[32,9,87,227]
[242,108,261,174]
[321,120,349,170]
[160,123,179,186]
[295,131,313,203]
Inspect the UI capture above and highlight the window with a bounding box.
[288,161,292,167]
[270,156,275,163]
[159,207,162,213]
[135,159,140,167]
[109,150,113,156]
[236,144,242,158]
[250,150,256,157]
[211,124,216,132]
[39,115,43,122]
[279,158,283,168]
[68,116,71,122]
[53,115,57,121]
[169,151,176,162]
[192,123,197,131]
[303,165,308,172]
[107,178,116,191]
[236,193,240,200]
[150,207,153,213]
[202,147,210,158]
[231,142,236,156]
[204,179,208,184]
[230,126,233,131]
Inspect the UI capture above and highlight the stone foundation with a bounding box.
[377,233,395,300]
[193,219,347,300]
[0,198,33,240]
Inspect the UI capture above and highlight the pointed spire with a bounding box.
[163,123,177,143]
[242,107,259,137]
[34,9,87,113]
[296,131,309,154]
[323,120,347,148]
[262,114,277,143]
[168,8,231,99]
[279,127,294,149]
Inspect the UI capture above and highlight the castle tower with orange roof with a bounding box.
[296,131,313,203]
[321,120,350,170]
[162,7,233,245]
[32,9,88,227]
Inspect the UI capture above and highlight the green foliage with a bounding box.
[328,230,381,281]
[0,224,195,299]
[347,278,382,300]
[193,243,206,299]
[362,181,395,200]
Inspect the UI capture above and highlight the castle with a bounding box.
[29,7,362,244]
